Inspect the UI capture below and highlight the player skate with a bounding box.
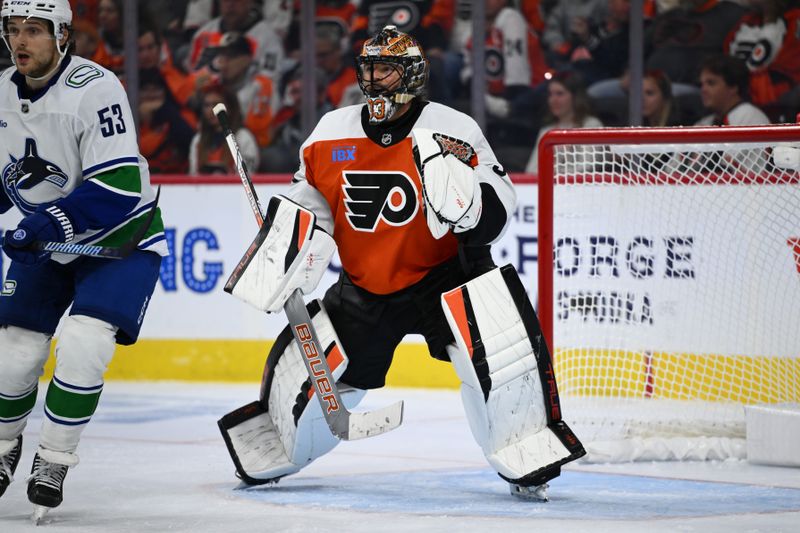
[27,451,72,524]
[0,435,22,498]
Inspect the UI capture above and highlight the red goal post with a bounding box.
[536,124,800,461]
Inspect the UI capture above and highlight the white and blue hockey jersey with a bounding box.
[0,55,167,263]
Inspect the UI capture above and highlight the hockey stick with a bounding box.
[213,103,403,440]
[1,187,161,260]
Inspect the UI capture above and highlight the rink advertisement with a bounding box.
[551,185,800,358]
[0,179,538,384]
[3,178,798,385]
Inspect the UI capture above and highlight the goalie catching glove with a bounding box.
[224,195,336,313]
[412,128,482,239]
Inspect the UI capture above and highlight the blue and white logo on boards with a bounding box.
[0,119,7,128]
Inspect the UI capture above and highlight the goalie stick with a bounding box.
[0,187,161,260]
[213,103,403,440]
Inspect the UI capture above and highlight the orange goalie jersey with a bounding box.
[286,100,515,295]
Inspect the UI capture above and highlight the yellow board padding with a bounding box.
[41,340,461,389]
[554,348,800,403]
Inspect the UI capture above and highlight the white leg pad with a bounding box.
[442,265,584,485]
[218,300,363,483]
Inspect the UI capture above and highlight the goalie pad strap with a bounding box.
[442,265,585,483]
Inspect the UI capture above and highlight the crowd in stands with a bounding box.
[1,0,798,173]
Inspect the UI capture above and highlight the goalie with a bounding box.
[218,25,585,500]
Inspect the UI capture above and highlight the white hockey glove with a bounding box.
[224,195,336,313]
[412,128,483,240]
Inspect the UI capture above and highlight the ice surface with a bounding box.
[0,383,798,532]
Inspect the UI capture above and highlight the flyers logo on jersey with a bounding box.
[342,171,419,232]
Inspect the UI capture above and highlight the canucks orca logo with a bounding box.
[342,171,419,232]
[2,138,69,214]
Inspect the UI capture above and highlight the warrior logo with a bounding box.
[2,138,69,214]
[342,171,419,232]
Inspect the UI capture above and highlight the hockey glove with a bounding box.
[412,128,482,239]
[2,207,75,265]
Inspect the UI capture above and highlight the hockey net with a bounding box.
[537,124,800,462]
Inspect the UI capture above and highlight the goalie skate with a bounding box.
[0,435,22,498]
[509,482,549,502]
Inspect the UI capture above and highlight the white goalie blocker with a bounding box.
[218,300,365,483]
[442,265,585,487]
[223,195,335,313]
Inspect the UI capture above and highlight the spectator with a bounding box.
[696,55,770,125]
[184,0,291,38]
[315,24,360,108]
[541,0,607,67]
[69,0,99,25]
[261,65,332,173]
[642,69,680,126]
[97,0,124,71]
[139,23,196,110]
[315,0,357,44]
[645,0,746,86]
[186,0,285,78]
[72,18,119,71]
[570,0,633,86]
[189,82,259,174]
[525,71,603,174]
[284,0,357,59]
[461,0,548,120]
[205,31,278,149]
[633,70,683,171]
[138,68,195,174]
[520,0,550,33]
[725,0,800,111]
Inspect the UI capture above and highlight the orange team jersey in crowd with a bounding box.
[725,8,800,106]
[293,101,504,295]
[85,39,123,74]
[239,73,276,147]
[139,122,189,174]
[519,0,545,33]
[187,20,283,75]
[327,66,358,108]
[316,0,358,37]
[69,0,99,25]
[351,0,454,51]
[194,142,232,174]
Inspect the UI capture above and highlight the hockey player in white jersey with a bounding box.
[0,0,167,521]
[219,25,584,501]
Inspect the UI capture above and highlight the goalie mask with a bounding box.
[356,25,428,124]
[1,0,73,74]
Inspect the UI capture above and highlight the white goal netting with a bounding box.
[538,126,800,462]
